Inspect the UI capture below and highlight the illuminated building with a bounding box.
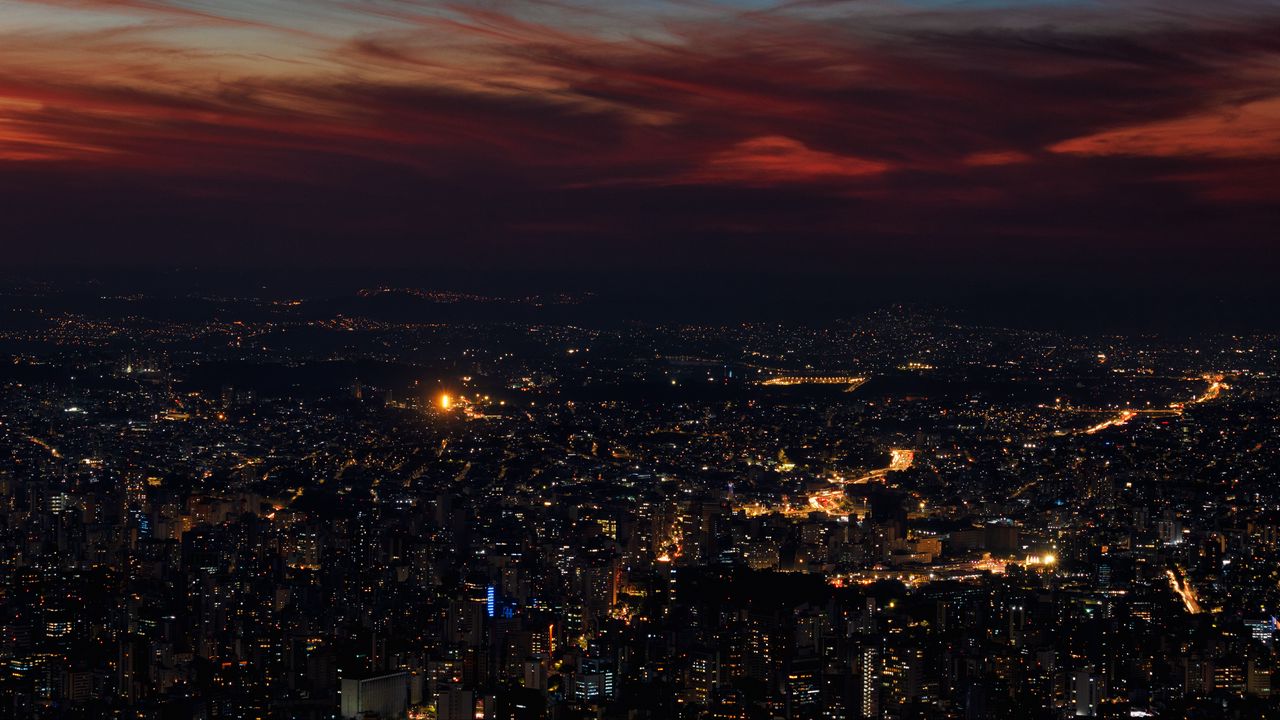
[340,672,410,720]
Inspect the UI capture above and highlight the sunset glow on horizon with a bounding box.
[2,0,1278,272]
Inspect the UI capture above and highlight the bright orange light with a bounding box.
[439,393,452,410]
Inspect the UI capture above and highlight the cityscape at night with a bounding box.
[3,0,1280,718]
[0,283,1277,719]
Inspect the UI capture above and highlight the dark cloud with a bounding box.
[0,0,1277,288]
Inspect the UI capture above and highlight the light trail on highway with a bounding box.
[1166,567,1203,614]
[1083,410,1138,435]
[1051,373,1227,436]
[25,434,62,459]
[797,449,914,517]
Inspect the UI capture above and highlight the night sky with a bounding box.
[1,0,1278,306]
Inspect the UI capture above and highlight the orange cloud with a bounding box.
[1049,98,1280,159]
[0,123,115,161]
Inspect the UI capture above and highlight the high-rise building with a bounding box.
[340,672,410,720]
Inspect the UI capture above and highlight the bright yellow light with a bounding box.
[1042,553,1056,565]
[439,393,452,410]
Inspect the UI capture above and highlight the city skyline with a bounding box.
[0,294,1276,718]
[3,2,1280,719]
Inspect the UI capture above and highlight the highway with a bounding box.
[1049,373,1227,436]
[1166,566,1203,614]
[799,449,914,516]
[1083,410,1138,435]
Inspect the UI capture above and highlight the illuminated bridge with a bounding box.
[760,375,867,389]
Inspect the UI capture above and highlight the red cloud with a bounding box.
[962,150,1030,167]
[682,135,889,186]
[2,0,1280,268]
